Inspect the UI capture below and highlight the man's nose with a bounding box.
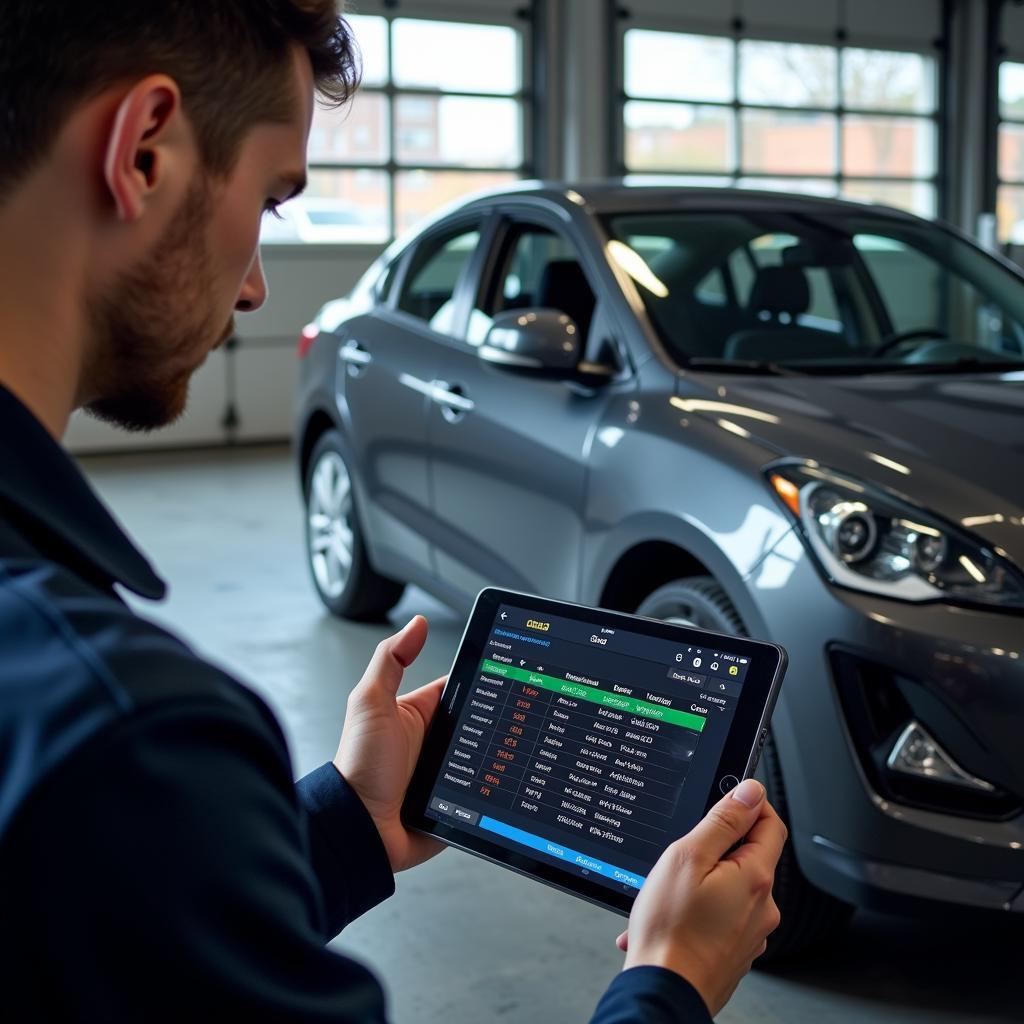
[236,250,268,312]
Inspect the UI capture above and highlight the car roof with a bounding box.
[452,179,925,224]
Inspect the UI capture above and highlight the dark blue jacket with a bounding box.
[0,385,710,1022]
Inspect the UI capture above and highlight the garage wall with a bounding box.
[67,0,1003,454]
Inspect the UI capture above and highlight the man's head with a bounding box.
[0,2,359,431]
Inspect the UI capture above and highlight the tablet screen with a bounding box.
[423,597,767,898]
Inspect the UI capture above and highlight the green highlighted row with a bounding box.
[480,659,706,734]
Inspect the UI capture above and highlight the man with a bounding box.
[0,3,786,1020]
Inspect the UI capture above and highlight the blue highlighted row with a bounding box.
[492,628,551,647]
[479,816,647,890]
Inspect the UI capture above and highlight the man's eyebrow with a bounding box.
[280,172,308,201]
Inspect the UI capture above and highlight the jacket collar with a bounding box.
[0,385,166,600]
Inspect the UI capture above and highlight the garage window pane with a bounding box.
[842,115,936,177]
[997,185,1024,245]
[736,177,837,197]
[395,95,520,168]
[395,169,517,235]
[308,94,388,164]
[261,169,389,244]
[842,180,937,218]
[348,15,388,88]
[739,41,837,107]
[999,123,1024,184]
[842,49,935,113]
[741,110,836,175]
[392,19,519,94]
[624,102,733,172]
[625,30,733,102]
[1000,63,1024,120]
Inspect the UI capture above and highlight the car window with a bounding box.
[397,225,481,333]
[604,210,1024,370]
[467,223,598,347]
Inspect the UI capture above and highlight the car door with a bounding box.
[338,217,484,586]
[427,212,635,603]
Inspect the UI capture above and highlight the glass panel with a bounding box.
[395,95,520,167]
[741,110,836,175]
[999,123,1024,183]
[468,226,593,346]
[308,94,388,164]
[624,173,735,188]
[840,179,937,218]
[624,30,733,102]
[842,115,936,177]
[842,48,936,113]
[999,62,1024,120]
[624,101,732,172]
[739,40,837,107]
[996,185,1024,243]
[736,177,837,197]
[392,19,519,94]
[260,169,389,244]
[395,169,517,234]
[602,210,1024,368]
[398,226,481,332]
[347,15,388,88]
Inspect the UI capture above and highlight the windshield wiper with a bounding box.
[853,356,1024,376]
[684,357,805,376]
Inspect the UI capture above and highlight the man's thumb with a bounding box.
[681,779,766,866]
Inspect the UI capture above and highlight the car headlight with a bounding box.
[767,463,1024,610]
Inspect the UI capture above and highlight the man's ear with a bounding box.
[102,75,185,223]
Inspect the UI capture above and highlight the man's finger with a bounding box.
[679,778,767,869]
[353,616,429,701]
[398,676,447,728]
[615,930,629,952]
[725,799,788,874]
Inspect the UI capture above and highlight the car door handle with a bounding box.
[339,340,372,366]
[398,372,436,398]
[430,381,475,414]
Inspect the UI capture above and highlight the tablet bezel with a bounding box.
[402,588,787,916]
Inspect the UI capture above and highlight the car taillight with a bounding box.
[297,323,319,359]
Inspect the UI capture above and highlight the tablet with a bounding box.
[402,588,787,915]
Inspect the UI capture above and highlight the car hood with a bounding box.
[677,370,1024,560]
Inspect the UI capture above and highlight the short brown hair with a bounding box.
[0,1,360,201]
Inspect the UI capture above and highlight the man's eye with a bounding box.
[263,200,285,221]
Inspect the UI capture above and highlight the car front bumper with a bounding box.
[747,528,1024,914]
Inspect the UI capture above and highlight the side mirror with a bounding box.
[480,309,583,376]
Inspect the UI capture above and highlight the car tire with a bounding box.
[635,576,854,964]
[304,429,405,621]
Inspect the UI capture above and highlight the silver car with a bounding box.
[295,183,1024,960]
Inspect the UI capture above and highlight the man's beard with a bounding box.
[85,179,231,432]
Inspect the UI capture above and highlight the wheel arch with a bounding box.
[586,516,770,639]
[298,408,339,493]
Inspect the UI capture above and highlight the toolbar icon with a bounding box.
[693,656,702,668]
[729,665,739,676]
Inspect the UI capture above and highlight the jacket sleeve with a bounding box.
[296,761,396,934]
[17,702,394,1022]
[588,967,713,1024]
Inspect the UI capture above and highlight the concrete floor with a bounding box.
[81,445,1022,1024]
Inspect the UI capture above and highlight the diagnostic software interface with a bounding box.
[426,602,753,896]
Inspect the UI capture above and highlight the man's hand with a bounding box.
[617,779,787,1017]
[335,616,446,873]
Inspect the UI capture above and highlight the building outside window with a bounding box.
[262,14,528,245]
[621,30,939,218]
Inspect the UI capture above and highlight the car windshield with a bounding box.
[603,209,1024,374]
